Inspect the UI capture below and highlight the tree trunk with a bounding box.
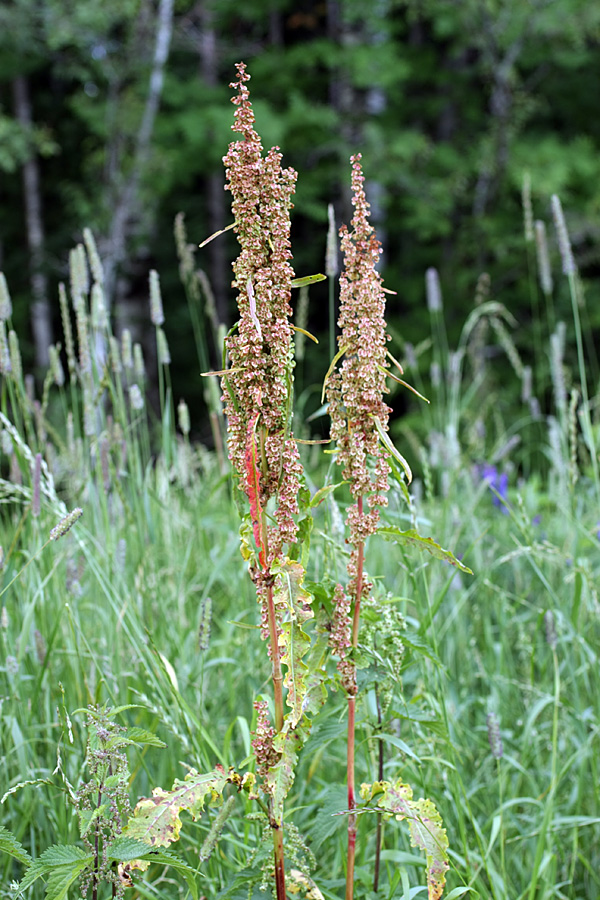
[12,74,53,368]
[199,2,228,326]
[102,0,175,306]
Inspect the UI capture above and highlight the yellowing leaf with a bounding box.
[360,778,449,900]
[123,767,230,857]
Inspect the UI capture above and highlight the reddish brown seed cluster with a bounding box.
[251,699,280,779]
[222,63,304,627]
[327,154,392,669]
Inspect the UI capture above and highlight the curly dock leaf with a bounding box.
[123,767,230,853]
[272,559,315,727]
[360,779,449,900]
[378,526,473,574]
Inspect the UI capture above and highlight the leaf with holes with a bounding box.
[123,767,230,853]
[360,779,449,900]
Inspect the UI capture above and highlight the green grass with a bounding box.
[1,226,599,900]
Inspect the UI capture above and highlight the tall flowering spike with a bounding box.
[222,63,302,571]
[328,154,391,545]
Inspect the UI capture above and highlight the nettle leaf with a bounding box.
[123,766,230,853]
[106,837,155,861]
[378,527,473,574]
[44,863,89,900]
[360,779,449,900]
[122,727,167,748]
[18,845,92,892]
[272,559,315,727]
[0,824,32,866]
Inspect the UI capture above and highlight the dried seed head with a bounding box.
[83,228,104,286]
[91,283,108,330]
[121,330,133,370]
[0,272,12,320]
[69,244,89,302]
[50,507,83,541]
[109,336,122,374]
[522,172,534,243]
[534,220,553,297]
[0,322,11,375]
[486,712,503,759]
[133,343,145,383]
[544,609,557,650]
[426,267,442,312]
[32,453,42,518]
[59,283,76,376]
[149,269,165,326]
[198,596,212,651]
[221,62,301,570]
[129,383,144,411]
[49,345,65,387]
[326,203,339,277]
[156,327,171,365]
[177,399,190,436]
[8,330,22,384]
[551,195,576,276]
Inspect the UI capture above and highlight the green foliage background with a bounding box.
[1,0,600,422]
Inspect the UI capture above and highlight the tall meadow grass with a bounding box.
[0,67,599,900]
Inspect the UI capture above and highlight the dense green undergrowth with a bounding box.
[1,96,600,900]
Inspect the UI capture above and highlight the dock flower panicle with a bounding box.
[221,63,304,626]
[327,154,392,602]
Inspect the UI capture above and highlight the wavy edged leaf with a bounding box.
[123,766,230,851]
[360,779,449,900]
[272,559,316,726]
[266,634,329,826]
[0,824,32,866]
[378,527,473,574]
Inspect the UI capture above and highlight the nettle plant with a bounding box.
[1,63,473,900]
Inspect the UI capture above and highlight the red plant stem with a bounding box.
[346,495,365,900]
[265,547,286,899]
[346,695,357,900]
[273,823,287,900]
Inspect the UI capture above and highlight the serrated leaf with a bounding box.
[378,527,473,574]
[123,767,229,850]
[0,824,32,866]
[123,727,167,748]
[44,863,89,900]
[360,779,449,900]
[106,837,155,861]
[18,845,91,892]
[36,844,91,867]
